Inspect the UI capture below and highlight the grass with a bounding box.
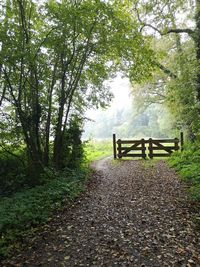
[84,139,113,162]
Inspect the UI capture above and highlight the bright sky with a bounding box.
[85,74,132,120]
[108,75,132,109]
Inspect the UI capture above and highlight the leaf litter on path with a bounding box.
[2,159,200,267]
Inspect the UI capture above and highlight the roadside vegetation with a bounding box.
[84,140,113,162]
[0,166,87,257]
[0,145,86,257]
[168,143,200,201]
[0,139,113,258]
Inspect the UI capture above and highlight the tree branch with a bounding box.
[0,143,22,160]
[162,28,195,36]
[133,2,195,38]
[139,23,194,38]
[140,23,162,34]
[153,61,177,79]
[3,67,18,104]
[0,83,7,106]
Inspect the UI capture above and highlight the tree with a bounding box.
[0,0,154,180]
[131,0,200,140]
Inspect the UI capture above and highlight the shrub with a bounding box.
[0,151,28,197]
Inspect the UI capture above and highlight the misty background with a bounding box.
[83,74,176,140]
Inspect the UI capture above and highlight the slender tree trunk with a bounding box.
[44,63,57,165]
[195,0,200,101]
[53,70,66,169]
[17,106,44,184]
[53,23,95,169]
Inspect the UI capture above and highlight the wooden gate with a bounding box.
[115,138,147,159]
[148,138,179,158]
[113,133,183,159]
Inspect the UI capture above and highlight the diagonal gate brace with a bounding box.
[151,140,173,154]
[120,141,141,156]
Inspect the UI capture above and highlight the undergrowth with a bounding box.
[168,142,200,201]
[0,166,90,258]
[0,151,28,197]
[0,139,112,258]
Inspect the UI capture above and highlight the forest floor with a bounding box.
[2,158,200,267]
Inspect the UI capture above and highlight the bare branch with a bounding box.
[162,28,195,36]
[142,23,162,34]
[133,2,162,34]
[0,83,7,106]
[139,23,194,38]
[3,67,18,104]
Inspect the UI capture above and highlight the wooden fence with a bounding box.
[113,133,183,159]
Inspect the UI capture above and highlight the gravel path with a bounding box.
[3,158,200,267]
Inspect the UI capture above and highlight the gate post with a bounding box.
[117,139,122,158]
[113,134,117,159]
[174,138,179,151]
[141,138,146,159]
[180,132,184,151]
[149,138,153,159]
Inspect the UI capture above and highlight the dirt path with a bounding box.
[3,159,200,267]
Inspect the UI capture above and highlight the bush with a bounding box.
[0,151,28,197]
[61,116,84,169]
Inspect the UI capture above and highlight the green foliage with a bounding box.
[0,0,155,175]
[0,150,28,197]
[188,185,200,201]
[84,140,112,162]
[168,143,200,200]
[0,136,112,257]
[131,0,200,139]
[62,116,84,169]
[0,167,89,257]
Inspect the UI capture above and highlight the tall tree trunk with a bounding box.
[17,106,44,184]
[44,63,57,165]
[53,23,95,169]
[195,0,200,101]
[53,71,66,169]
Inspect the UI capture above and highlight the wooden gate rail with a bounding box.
[148,138,179,159]
[117,138,147,159]
[113,133,183,159]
